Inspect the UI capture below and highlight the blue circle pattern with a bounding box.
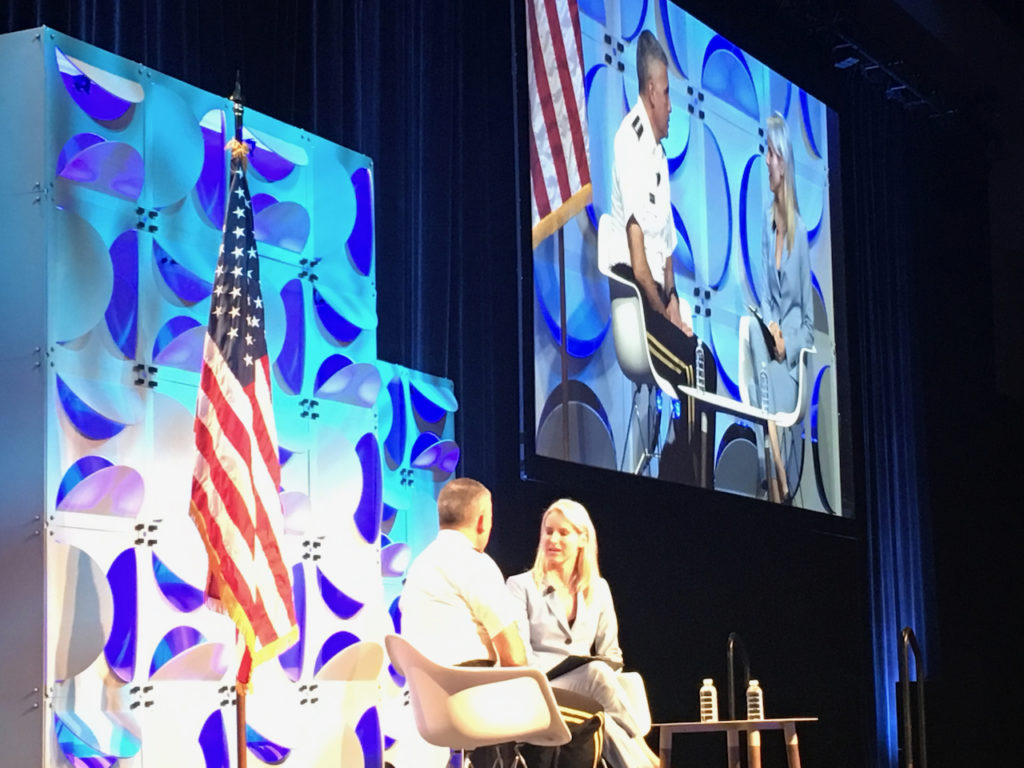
[277,563,306,682]
[799,90,822,159]
[658,0,687,79]
[701,36,759,121]
[671,205,695,275]
[245,724,291,764]
[703,124,732,291]
[810,364,835,514]
[739,153,761,308]
[621,0,649,42]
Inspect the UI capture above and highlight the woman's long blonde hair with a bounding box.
[766,112,800,251]
[530,498,601,601]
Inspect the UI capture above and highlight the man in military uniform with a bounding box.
[609,29,717,487]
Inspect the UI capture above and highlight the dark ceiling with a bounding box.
[980,0,1024,39]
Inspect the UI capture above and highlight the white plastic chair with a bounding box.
[384,634,571,766]
[737,316,815,429]
[597,213,691,475]
[597,213,687,400]
[617,672,652,736]
[737,315,816,500]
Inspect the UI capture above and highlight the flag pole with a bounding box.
[230,70,245,159]
[191,64,296,768]
[236,668,248,768]
[229,73,249,768]
[557,226,570,460]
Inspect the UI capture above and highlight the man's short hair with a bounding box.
[437,477,490,528]
[636,29,668,90]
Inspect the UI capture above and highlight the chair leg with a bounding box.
[619,384,641,473]
[621,384,661,477]
[788,431,806,506]
[766,421,789,500]
[465,744,513,768]
[636,388,661,476]
[762,427,778,503]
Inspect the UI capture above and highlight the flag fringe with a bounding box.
[189,499,299,687]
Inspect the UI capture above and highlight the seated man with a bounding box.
[610,30,717,487]
[400,477,526,667]
[400,478,604,768]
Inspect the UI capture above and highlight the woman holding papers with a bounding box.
[747,112,815,503]
[508,499,657,768]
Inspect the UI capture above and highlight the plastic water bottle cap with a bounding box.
[703,679,713,685]
[749,680,759,686]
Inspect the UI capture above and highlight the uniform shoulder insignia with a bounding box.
[631,115,643,140]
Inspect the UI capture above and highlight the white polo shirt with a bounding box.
[610,99,677,288]
[399,529,520,665]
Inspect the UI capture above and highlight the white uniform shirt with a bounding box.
[610,99,677,289]
[399,529,520,665]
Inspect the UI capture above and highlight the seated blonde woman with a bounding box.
[507,499,658,768]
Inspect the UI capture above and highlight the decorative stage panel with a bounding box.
[0,27,456,768]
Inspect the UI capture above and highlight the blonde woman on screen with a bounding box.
[507,499,658,768]
[748,112,815,502]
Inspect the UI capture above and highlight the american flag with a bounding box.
[527,0,591,248]
[189,142,297,684]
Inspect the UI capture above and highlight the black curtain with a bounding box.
[840,63,1009,764]
[839,73,938,768]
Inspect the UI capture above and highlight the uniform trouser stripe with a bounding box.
[647,334,696,428]
[646,331,689,372]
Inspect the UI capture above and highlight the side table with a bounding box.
[654,717,818,768]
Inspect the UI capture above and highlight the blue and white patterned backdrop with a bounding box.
[0,26,456,768]
[532,0,842,513]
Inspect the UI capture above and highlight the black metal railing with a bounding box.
[726,632,751,720]
[899,626,927,768]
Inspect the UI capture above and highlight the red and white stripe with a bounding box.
[528,0,591,238]
[190,341,296,670]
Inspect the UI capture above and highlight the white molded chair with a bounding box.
[597,213,687,400]
[737,315,816,500]
[384,634,571,766]
[597,213,691,475]
[737,316,816,429]
[617,672,652,736]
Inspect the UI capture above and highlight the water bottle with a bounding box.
[746,679,764,720]
[699,678,718,722]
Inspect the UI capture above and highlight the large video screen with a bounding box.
[523,0,846,514]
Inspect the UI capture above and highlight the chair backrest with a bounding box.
[737,316,754,406]
[595,212,622,269]
[735,317,816,428]
[597,213,651,385]
[617,671,652,736]
[775,345,816,429]
[384,634,571,751]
